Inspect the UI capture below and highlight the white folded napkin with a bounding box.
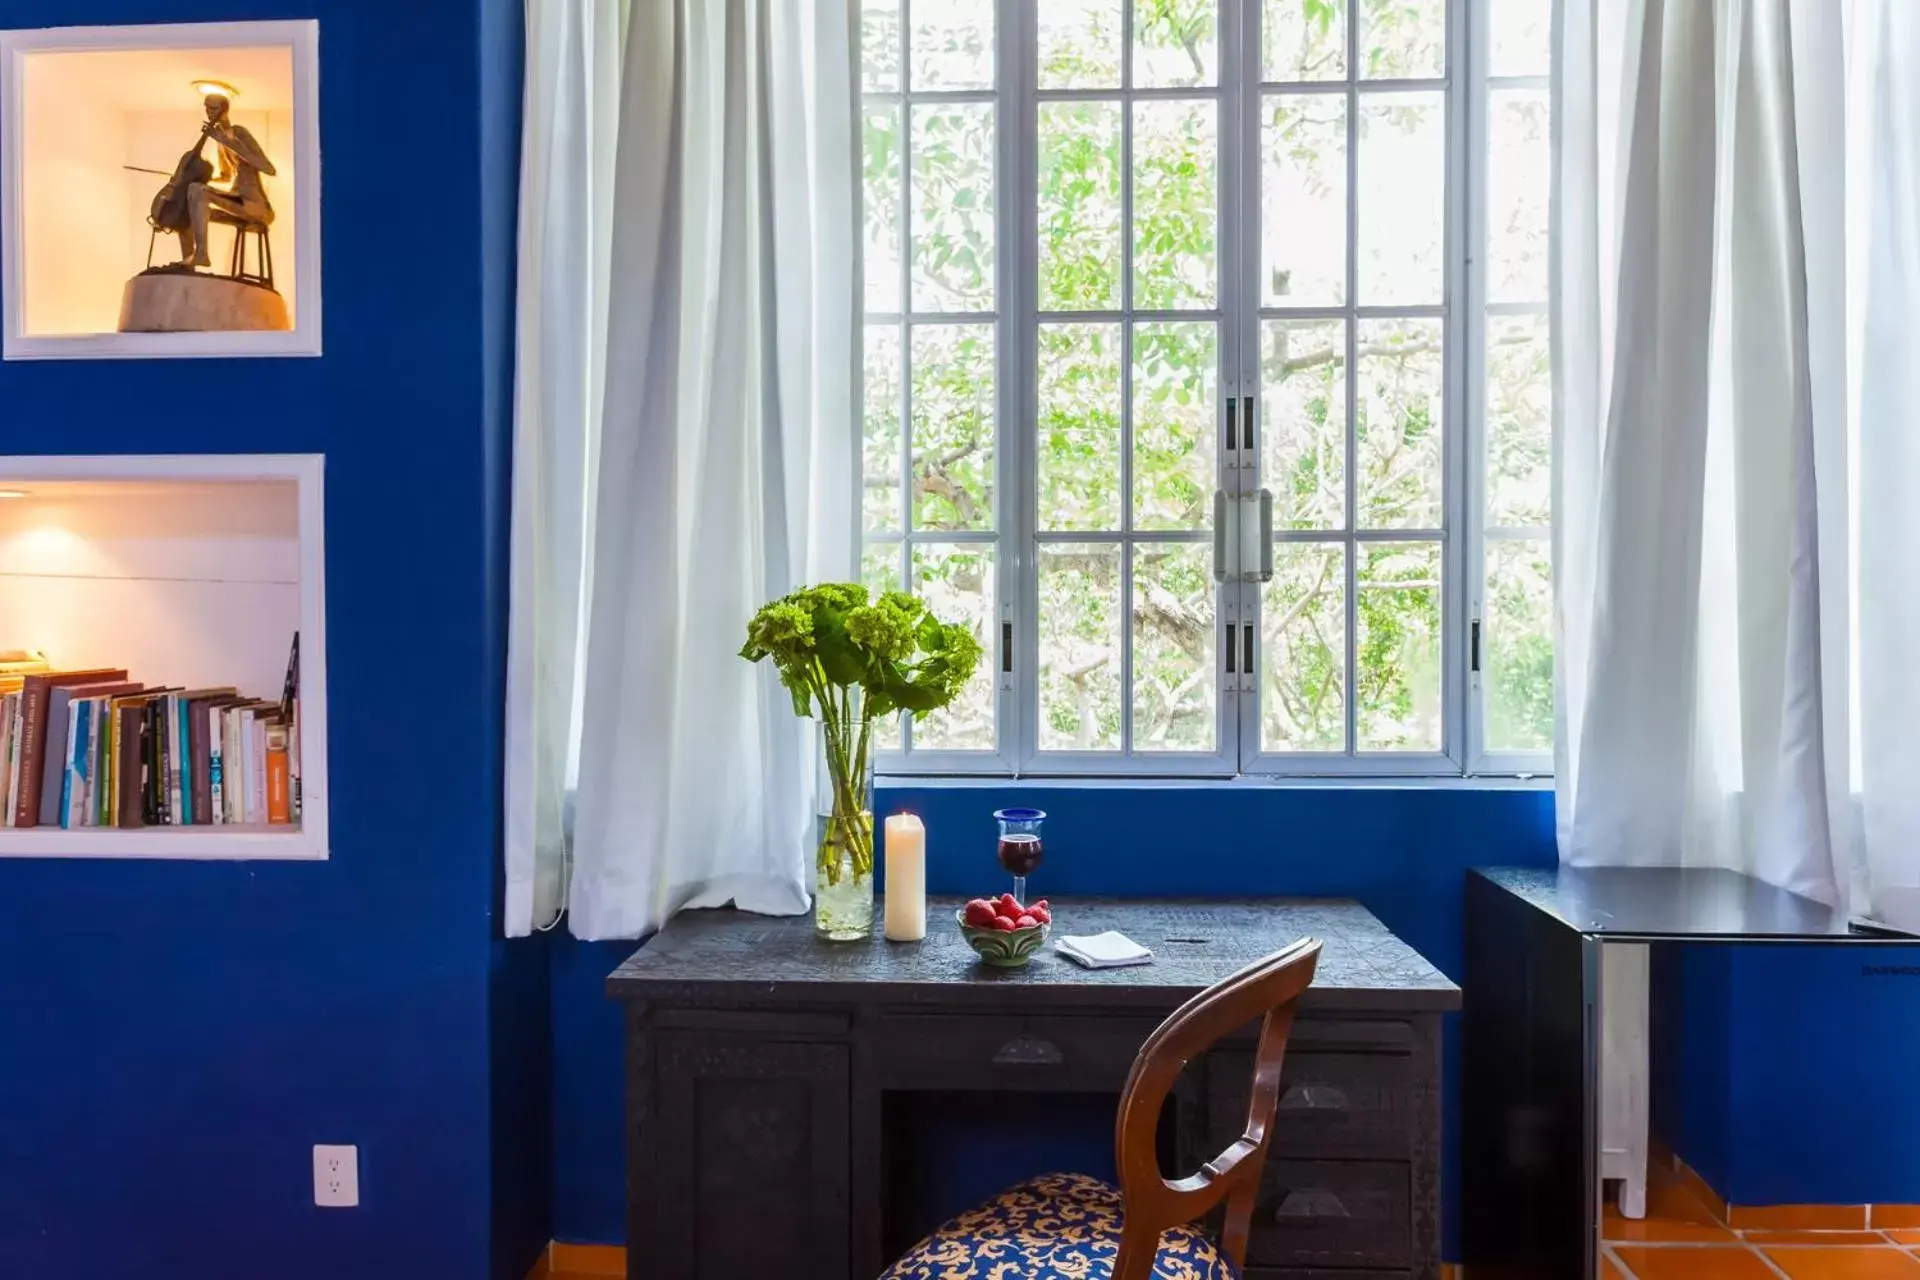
[1056,930,1154,969]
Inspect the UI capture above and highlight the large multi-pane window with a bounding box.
[861,0,1553,776]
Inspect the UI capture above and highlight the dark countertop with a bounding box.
[1473,865,1916,941]
[607,896,1461,1012]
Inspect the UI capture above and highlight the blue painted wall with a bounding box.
[0,2,541,1278]
[550,784,1562,1249]
[1658,944,1920,1207]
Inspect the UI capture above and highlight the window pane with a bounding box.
[864,106,902,314]
[862,543,906,752]
[1037,323,1123,532]
[912,103,996,312]
[910,0,994,90]
[1132,99,1217,310]
[1485,313,1550,527]
[1357,92,1445,305]
[1488,89,1550,304]
[1483,537,1553,753]
[910,324,995,531]
[1261,93,1346,307]
[1038,543,1123,750]
[1356,541,1441,751]
[1038,101,1123,311]
[1133,542,1217,751]
[1356,317,1443,529]
[911,544,998,751]
[1262,542,1346,750]
[864,325,902,531]
[1040,0,1122,89]
[1262,318,1347,530]
[1133,0,1218,88]
[1133,321,1216,531]
[1264,0,1347,81]
[1359,0,1444,79]
[1490,0,1551,76]
[862,0,901,91]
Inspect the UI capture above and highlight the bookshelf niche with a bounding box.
[0,455,327,859]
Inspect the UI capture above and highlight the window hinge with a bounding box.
[1470,618,1482,673]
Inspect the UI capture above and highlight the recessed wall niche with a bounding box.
[0,20,320,359]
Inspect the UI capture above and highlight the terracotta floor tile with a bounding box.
[1762,1247,1920,1279]
[1877,1209,1920,1230]
[1605,1205,1739,1243]
[1731,1205,1870,1231]
[1885,1232,1920,1247]
[1603,1253,1632,1280]
[1612,1245,1778,1280]
[1744,1232,1896,1247]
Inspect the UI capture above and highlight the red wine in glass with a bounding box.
[997,833,1043,877]
[992,807,1047,907]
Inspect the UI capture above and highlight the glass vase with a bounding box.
[813,713,875,941]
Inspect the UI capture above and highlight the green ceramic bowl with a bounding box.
[955,909,1050,968]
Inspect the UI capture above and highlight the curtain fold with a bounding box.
[564,0,861,940]
[504,0,624,936]
[1556,0,1919,927]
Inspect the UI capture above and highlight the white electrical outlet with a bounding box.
[312,1144,359,1207]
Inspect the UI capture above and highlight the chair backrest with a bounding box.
[1110,937,1322,1280]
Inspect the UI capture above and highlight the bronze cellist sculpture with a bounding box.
[147,84,276,271]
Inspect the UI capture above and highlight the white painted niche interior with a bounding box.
[1,21,320,359]
[0,455,329,859]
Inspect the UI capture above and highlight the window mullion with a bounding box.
[1005,0,1037,775]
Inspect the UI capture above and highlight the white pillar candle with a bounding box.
[883,813,927,942]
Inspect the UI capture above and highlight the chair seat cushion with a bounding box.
[881,1171,1236,1280]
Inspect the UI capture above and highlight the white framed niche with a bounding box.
[0,454,329,860]
[0,20,321,360]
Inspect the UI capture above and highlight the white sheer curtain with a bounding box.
[1555,0,1920,928]
[503,0,624,936]
[510,0,861,940]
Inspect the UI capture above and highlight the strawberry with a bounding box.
[990,915,1018,932]
[1014,915,1039,930]
[963,899,998,927]
[1030,906,1051,925]
[998,892,1021,917]
[1029,899,1049,914]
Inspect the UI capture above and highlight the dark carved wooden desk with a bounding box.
[608,897,1460,1280]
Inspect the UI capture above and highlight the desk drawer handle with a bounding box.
[993,1036,1064,1066]
[1274,1189,1349,1220]
[1280,1084,1350,1111]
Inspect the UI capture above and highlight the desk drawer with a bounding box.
[1246,1159,1411,1270]
[870,1014,1159,1091]
[1208,1050,1415,1160]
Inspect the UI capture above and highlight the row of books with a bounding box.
[0,639,301,831]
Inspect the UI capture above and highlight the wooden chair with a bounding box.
[881,937,1322,1280]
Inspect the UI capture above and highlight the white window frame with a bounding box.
[869,0,1547,781]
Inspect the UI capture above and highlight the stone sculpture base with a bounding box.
[117,270,290,333]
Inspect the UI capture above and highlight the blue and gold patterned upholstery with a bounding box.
[881,1171,1237,1280]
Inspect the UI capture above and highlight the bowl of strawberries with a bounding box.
[957,894,1053,967]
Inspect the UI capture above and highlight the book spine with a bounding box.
[142,702,159,827]
[96,700,114,828]
[166,693,182,826]
[209,709,224,827]
[116,704,145,829]
[0,694,13,828]
[14,678,49,827]
[36,690,72,826]
[59,696,81,829]
[289,700,302,821]
[266,726,290,825]
[71,701,88,828]
[178,696,193,825]
[5,691,26,826]
[249,717,266,825]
